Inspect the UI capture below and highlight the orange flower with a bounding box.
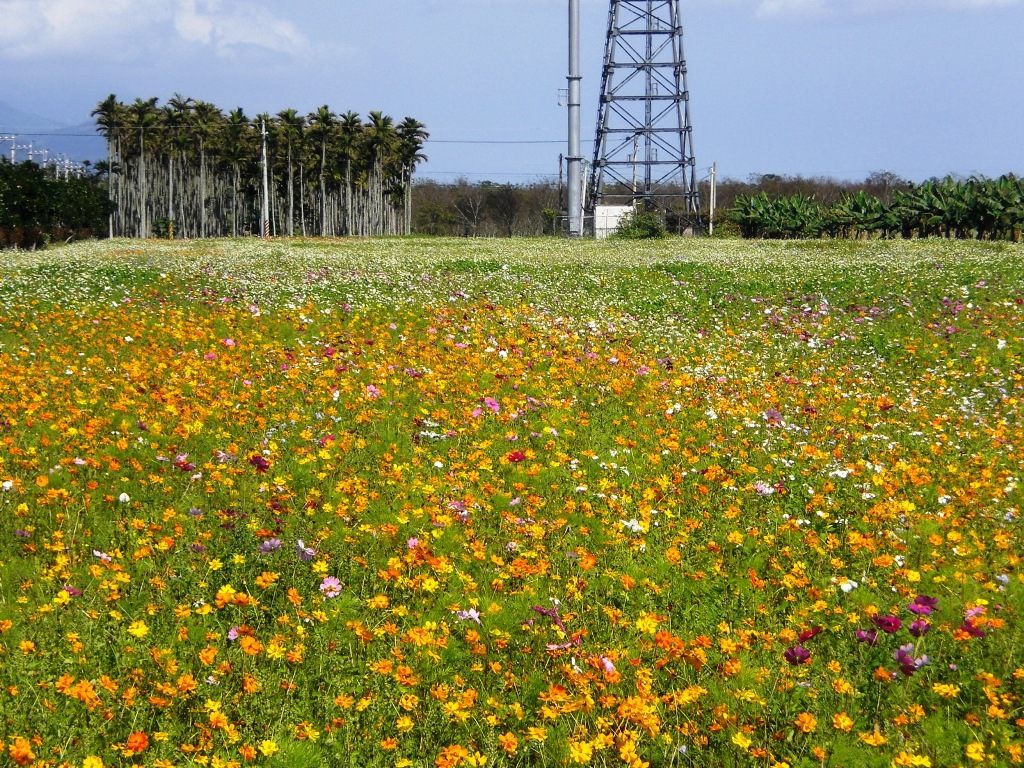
[498,731,519,754]
[794,712,817,733]
[8,737,36,766]
[125,731,149,754]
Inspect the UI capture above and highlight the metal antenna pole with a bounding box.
[590,0,699,222]
[567,0,583,237]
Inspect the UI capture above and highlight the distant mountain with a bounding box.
[0,100,104,165]
[0,99,67,132]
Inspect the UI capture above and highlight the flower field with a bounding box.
[1,236,1023,768]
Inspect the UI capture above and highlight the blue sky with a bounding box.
[1,0,1021,183]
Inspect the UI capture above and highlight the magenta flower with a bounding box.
[908,619,931,638]
[894,643,929,676]
[871,615,902,634]
[854,628,879,646]
[319,576,342,598]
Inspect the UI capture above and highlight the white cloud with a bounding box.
[0,0,307,60]
[174,0,309,57]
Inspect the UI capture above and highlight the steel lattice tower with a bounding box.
[589,0,699,219]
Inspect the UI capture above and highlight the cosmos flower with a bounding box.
[784,645,811,665]
[871,615,902,634]
[319,576,342,598]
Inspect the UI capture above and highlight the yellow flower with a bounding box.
[83,756,104,768]
[731,731,752,750]
[932,683,960,698]
[966,742,987,763]
[861,731,888,747]
[127,620,149,639]
[892,752,932,767]
[832,712,854,732]
[257,740,278,757]
[635,612,660,635]
[568,740,593,764]
[396,716,414,733]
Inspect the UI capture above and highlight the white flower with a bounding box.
[839,580,858,593]
[118,492,131,503]
[1,480,12,492]
[620,518,645,534]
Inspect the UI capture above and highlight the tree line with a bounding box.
[0,158,110,248]
[724,174,1024,241]
[91,94,428,239]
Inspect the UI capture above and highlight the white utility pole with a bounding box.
[260,119,271,238]
[567,0,583,237]
[709,162,717,235]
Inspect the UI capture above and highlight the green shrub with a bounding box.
[614,208,666,239]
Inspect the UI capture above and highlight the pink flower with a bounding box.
[319,576,342,598]
[483,397,500,413]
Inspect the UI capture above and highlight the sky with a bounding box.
[1,0,1022,184]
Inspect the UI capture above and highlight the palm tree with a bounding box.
[337,111,362,235]
[365,111,398,234]
[127,97,159,237]
[397,117,429,233]
[163,94,194,233]
[275,109,304,237]
[307,105,337,236]
[223,108,253,237]
[91,94,124,238]
[191,101,223,238]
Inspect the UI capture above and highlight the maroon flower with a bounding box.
[798,626,822,643]
[783,645,811,665]
[248,454,269,473]
[959,618,986,638]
